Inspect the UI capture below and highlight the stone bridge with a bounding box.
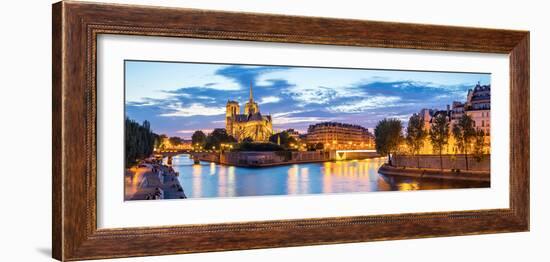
[331,149,379,160]
[157,150,192,158]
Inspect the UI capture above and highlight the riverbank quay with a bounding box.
[378,164,490,183]
[191,150,380,167]
[124,160,187,200]
[392,154,490,172]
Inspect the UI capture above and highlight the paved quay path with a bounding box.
[125,163,187,201]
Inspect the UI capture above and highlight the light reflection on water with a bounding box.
[124,167,145,198]
[168,154,487,199]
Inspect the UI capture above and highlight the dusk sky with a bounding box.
[125,60,490,139]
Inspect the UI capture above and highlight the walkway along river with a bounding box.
[168,154,489,199]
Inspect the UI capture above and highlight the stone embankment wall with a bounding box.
[220,151,329,166]
[392,154,490,171]
[194,150,379,167]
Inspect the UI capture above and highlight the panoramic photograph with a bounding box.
[124,60,491,201]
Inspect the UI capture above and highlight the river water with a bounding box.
[168,154,487,199]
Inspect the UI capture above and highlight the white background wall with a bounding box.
[0,0,547,261]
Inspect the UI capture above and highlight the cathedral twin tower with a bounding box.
[225,83,273,142]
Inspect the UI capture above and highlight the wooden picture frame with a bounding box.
[52,1,529,261]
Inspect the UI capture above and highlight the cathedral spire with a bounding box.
[249,81,254,102]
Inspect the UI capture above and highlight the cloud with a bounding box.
[159,103,225,117]
[271,110,306,118]
[256,67,489,106]
[258,96,281,104]
[271,110,336,125]
[329,96,402,113]
[177,129,214,134]
[256,68,371,105]
[390,81,473,92]
[284,86,337,105]
[125,62,241,102]
[284,85,369,106]
[215,65,288,88]
[391,114,414,122]
[273,116,335,125]
[126,100,157,107]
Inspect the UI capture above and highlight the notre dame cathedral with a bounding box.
[225,84,273,142]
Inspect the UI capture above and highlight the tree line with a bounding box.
[374,113,487,170]
[125,117,159,167]
[190,129,319,152]
[156,134,188,150]
[190,128,236,150]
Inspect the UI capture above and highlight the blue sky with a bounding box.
[125,60,490,138]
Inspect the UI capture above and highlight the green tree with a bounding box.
[191,130,207,148]
[205,128,236,150]
[406,114,427,168]
[269,131,297,149]
[374,118,403,166]
[153,134,161,150]
[452,114,476,170]
[473,129,486,161]
[429,114,450,170]
[158,134,168,150]
[169,136,183,146]
[125,118,157,168]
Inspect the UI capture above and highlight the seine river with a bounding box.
[169,154,486,199]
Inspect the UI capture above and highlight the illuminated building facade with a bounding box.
[225,84,273,142]
[419,83,490,135]
[464,83,491,134]
[448,83,491,134]
[416,83,491,154]
[305,122,374,150]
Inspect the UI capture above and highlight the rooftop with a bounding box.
[233,112,271,122]
[308,122,369,132]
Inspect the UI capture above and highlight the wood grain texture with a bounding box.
[52,2,63,260]
[52,1,530,261]
[509,35,530,225]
